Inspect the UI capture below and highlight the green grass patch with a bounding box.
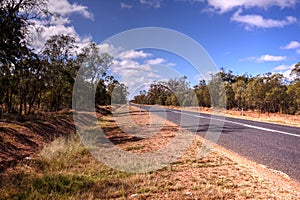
[125,145,145,151]
[0,172,94,200]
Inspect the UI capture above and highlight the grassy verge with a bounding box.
[0,107,299,199]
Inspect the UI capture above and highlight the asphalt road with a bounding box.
[135,104,300,182]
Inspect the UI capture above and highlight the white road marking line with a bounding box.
[167,109,300,138]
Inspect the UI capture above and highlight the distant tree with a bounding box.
[242,73,287,113]
[165,94,179,106]
[224,83,235,109]
[106,76,128,104]
[244,76,266,112]
[41,34,78,111]
[232,78,247,109]
[75,43,129,107]
[133,90,148,104]
[110,83,128,104]
[208,73,226,109]
[132,76,194,107]
[291,62,300,82]
[78,42,112,87]
[286,65,300,114]
[166,76,194,106]
[286,82,300,114]
[147,82,169,105]
[218,68,235,83]
[132,68,300,115]
[194,80,211,107]
[264,74,287,113]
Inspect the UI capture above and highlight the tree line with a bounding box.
[0,0,127,117]
[133,65,300,115]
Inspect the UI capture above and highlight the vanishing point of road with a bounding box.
[134,104,300,182]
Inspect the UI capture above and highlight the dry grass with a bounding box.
[0,106,299,199]
[38,134,88,171]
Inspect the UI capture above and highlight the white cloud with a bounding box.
[194,72,210,82]
[110,58,160,94]
[145,58,176,67]
[281,41,300,49]
[28,21,91,52]
[281,41,300,54]
[200,0,297,13]
[146,58,165,65]
[89,43,179,96]
[119,50,151,60]
[273,63,295,71]
[282,70,293,79]
[239,56,257,62]
[27,0,93,52]
[240,54,287,62]
[258,54,286,62]
[139,0,161,8]
[272,63,297,80]
[193,0,298,30]
[47,0,93,19]
[165,62,176,67]
[231,9,297,29]
[120,2,133,9]
[50,16,71,25]
[100,45,178,95]
[112,60,151,75]
[275,69,293,80]
[97,43,123,57]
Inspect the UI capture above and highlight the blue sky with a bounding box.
[30,0,300,90]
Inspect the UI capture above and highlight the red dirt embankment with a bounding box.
[0,115,75,172]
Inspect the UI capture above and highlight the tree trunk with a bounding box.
[24,100,27,115]
[19,97,23,116]
[28,91,37,116]
[8,90,13,113]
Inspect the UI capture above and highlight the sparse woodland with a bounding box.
[133,67,300,115]
[0,0,128,118]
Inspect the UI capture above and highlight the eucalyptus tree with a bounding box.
[194,80,211,107]
[76,42,113,107]
[232,78,247,109]
[0,0,46,114]
[291,62,300,81]
[264,74,287,113]
[41,34,78,111]
[286,63,300,114]
[244,76,266,112]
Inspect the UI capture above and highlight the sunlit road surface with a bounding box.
[133,104,300,182]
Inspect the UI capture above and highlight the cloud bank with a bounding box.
[193,0,298,30]
[28,0,93,52]
[231,10,296,30]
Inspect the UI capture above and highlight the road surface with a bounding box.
[134,104,300,182]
